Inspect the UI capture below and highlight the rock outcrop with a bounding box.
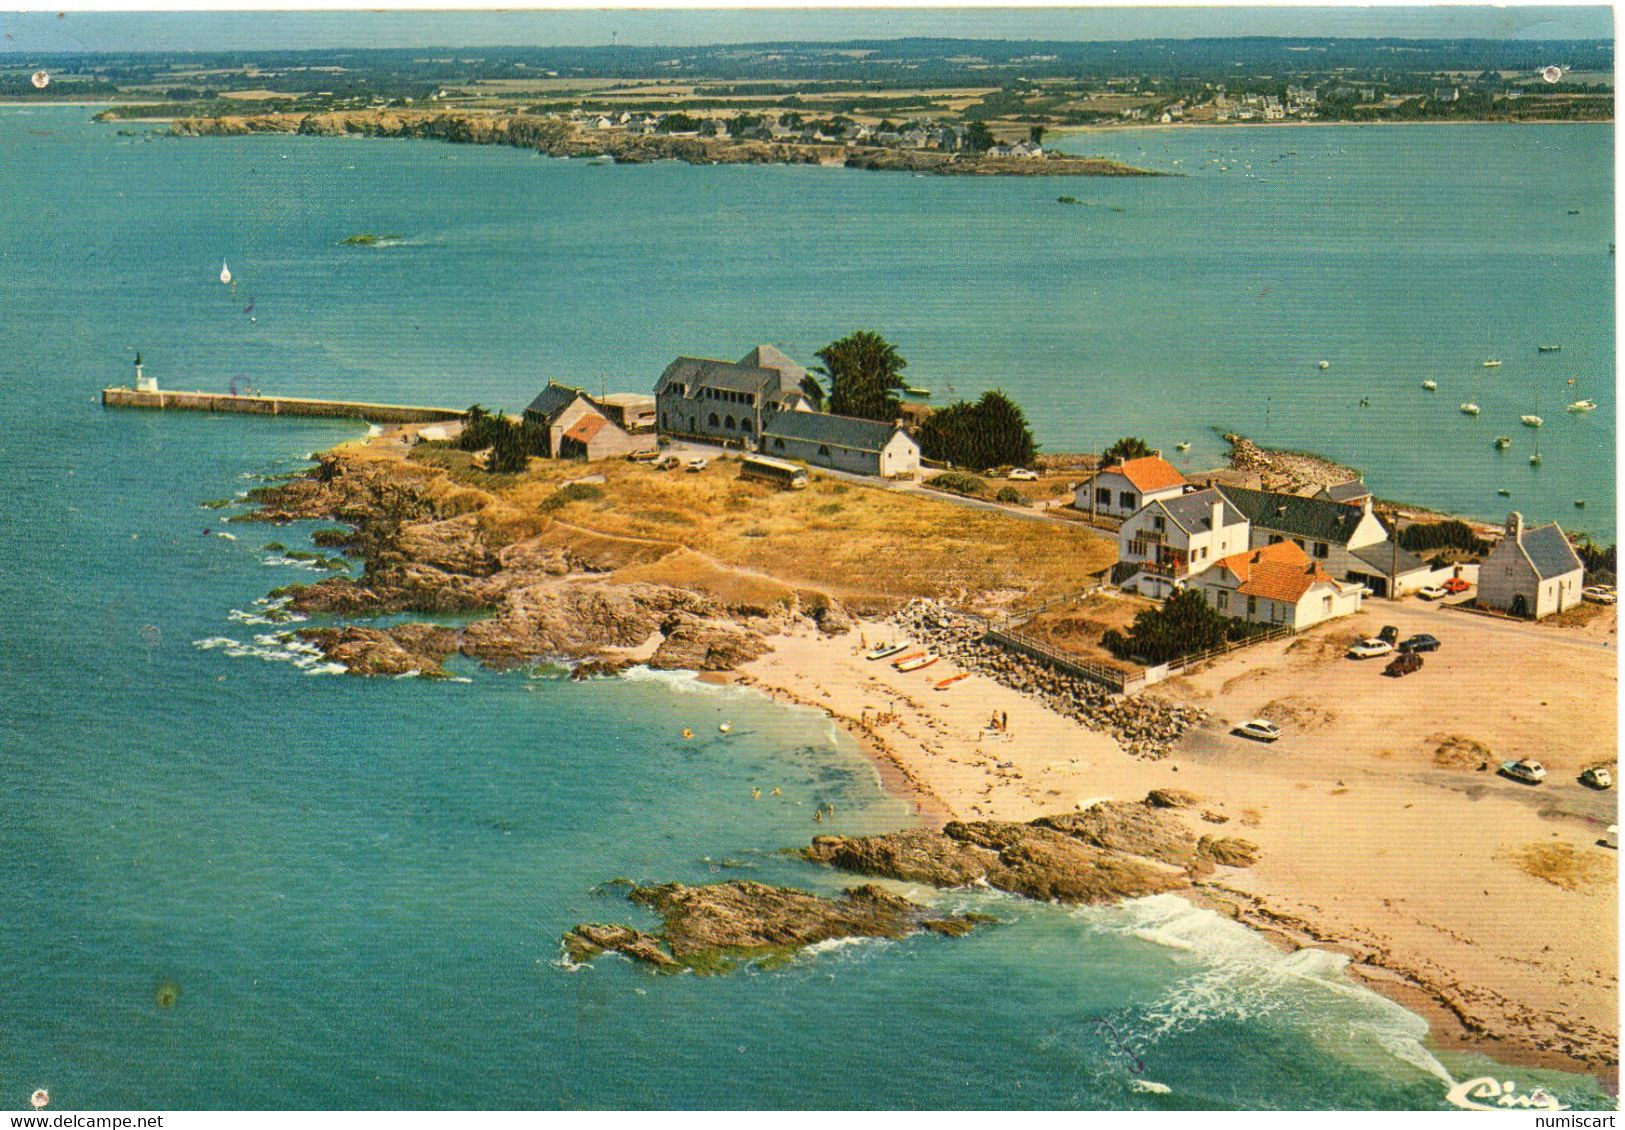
[563,880,990,973]
[805,793,1258,905]
[297,623,460,677]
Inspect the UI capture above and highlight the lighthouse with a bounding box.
[134,352,157,393]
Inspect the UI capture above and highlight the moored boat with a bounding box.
[1538,344,1562,352]
[1568,399,1597,413]
[1494,435,1512,450]
[1422,380,1438,391]
[1459,402,1480,416]
[1482,359,1501,368]
[1317,360,1330,370]
[1520,414,1543,428]
[865,642,907,661]
[902,386,932,398]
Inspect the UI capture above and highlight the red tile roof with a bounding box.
[1214,540,1335,604]
[563,414,608,444]
[1107,455,1187,494]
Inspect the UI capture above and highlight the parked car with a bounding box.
[1442,577,1471,595]
[1007,468,1039,481]
[1499,758,1547,785]
[1346,638,1395,659]
[1583,586,1617,605]
[656,455,682,471]
[1398,633,1441,654]
[627,448,660,464]
[1377,625,1400,646]
[1417,584,1449,601]
[1581,766,1613,790]
[685,457,709,473]
[1233,719,1281,743]
[1384,652,1423,678]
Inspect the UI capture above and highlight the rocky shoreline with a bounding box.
[241,453,813,676]
[160,109,1160,177]
[565,790,1257,973]
[1223,432,1361,494]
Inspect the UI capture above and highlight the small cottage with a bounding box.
[1476,512,1585,619]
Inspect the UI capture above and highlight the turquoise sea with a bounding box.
[0,107,1614,1110]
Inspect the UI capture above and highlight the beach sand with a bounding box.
[738,602,1619,1080]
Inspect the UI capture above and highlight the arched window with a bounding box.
[724,415,736,431]
[773,438,785,450]
[818,444,831,457]
[740,419,752,434]
[709,413,720,427]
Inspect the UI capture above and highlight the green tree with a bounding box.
[916,390,1037,470]
[1102,436,1155,465]
[1029,124,1046,145]
[818,331,908,422]
[963,121,996,152]
[1101,587,1242,665]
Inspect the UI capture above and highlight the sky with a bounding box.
[0,6,1614,54]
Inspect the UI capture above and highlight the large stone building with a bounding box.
[1476,511,1585,619]
[654,345,814,447]
[761,411,921,479]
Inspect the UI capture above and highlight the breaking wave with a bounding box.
[1084,894,1455,1088]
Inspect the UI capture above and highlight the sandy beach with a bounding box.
[738,602,1619,1080]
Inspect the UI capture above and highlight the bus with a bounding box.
[739,453,809,490]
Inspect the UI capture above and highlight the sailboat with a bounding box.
[1422,380,1438,391]
[1459,401,1480,416]
[1567,376,1597,413]
[1482,358,1502,368]
[1494,435,1512,450]
[219,259,232,286]
[1521,414,1544,428]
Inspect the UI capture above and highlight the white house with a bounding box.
[762,411,921,479]
[1476,511,1585,619]
[1222,485,1429,597]
[1193,540,1364,631]
[1078,455,1189,520]
[1118,487,1252,599]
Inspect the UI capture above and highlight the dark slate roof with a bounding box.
[1349,542,1429,578]
[1158,487,1246,534]
[525,381,586,421]
[656,350,806,399]
[1320,479,1372,503]
[1223,485,1369,545]
[763,411,904,453]
[1520,523,1584,580]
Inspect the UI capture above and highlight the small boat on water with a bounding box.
[219,259,232,285]
[1497,487,1512,496]
[1422,380,1438,391]
[1530,453,1543,466]
[1575,500,1586,508]
[1494,435,1512,450]
[1459,402,1481,416]
[866,642,907,661]
[902,386,932,398]
[1317,360,1331,370]
[1482,359,1502,368]
[1568,399,1598,413]
[895,654,939,673]
[934,672,972,691]
[889,650,926,669]
[1538,345,1562,352]
[1521,414,1544,428]
[1175,441,1191,452]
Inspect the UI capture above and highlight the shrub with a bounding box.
[1102,588,1259,666]
[540,482,605,511]
[916,390,1037,470]
[1398,520,1490,556]
[929,471,988,497]
[994,486,1025,505]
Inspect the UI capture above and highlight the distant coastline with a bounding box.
[152,109,1162,177]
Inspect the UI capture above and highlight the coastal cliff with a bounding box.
[162,109,1160,177]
